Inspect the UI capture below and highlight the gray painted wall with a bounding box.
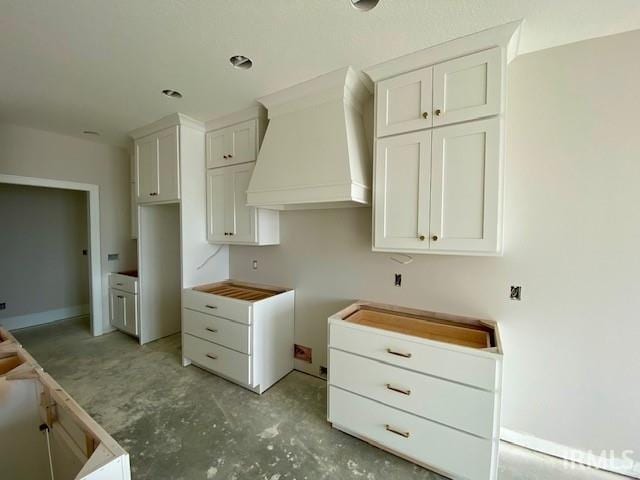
[0,184,88,322]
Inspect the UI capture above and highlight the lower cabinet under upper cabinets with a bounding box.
[108,272,139,337]
[181,281,294,394]
[327,301,503,480]
[373,117,503,255]
[206,162,279,245]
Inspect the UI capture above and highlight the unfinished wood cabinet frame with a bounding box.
[0,331,131,480]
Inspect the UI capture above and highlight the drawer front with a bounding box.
[183,308,251,354]
[183,333,251,386]
[183,289,251,324]
[329,386,494,480]
[109,274,137,294]
[329,349,496,438]
[330,322,498,391]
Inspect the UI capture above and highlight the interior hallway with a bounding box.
[13,318,626,480]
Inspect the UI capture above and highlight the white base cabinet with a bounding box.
[327,301,502,480]
[108,273,139,337]
[182,281,294,394]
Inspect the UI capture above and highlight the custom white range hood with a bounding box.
[246,67,372,210]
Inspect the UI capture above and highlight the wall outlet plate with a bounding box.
[510,285,522,301]
[252,260,258,270]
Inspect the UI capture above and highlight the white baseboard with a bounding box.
[1,304,89,331]
[501,428,640,478]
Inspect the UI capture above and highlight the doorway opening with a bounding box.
[0,174,103,336]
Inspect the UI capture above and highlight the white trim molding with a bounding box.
[2,305,90,331]
[129,113,205,139]
[501,428,640,479]
[364,20,523,83]
[0,174,103,337]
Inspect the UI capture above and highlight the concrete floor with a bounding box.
[13,317,625,480]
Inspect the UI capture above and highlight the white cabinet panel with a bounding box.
[121,291,139,336]
[430,118,501,253]
[206,120,257,168]
[109,290,126,331]
[206,129,227,169]
[136,135,158,203]
[135,126,180,203]
[156,127,180,202]
[206,168,227,243]
[230,163,257,243]
[377,67,432,137]
[374,131,431,250]
[433,47,502,127]
[229,120,257,165]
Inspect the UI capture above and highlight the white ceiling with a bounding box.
[1,0,639,146]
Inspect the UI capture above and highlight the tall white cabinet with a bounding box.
[205,107,279,246]
[369,44,510,255]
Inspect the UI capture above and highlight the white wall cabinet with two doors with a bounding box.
[135,125,180,203]
[205,108,279,246]
[370,46,508,255]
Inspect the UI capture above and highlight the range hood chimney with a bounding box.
[247,67,372,210]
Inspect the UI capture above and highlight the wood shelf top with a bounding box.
[338,302,497,350]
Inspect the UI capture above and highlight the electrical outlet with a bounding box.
[394,273,402,287]
[294,344,312,363]
[252,260,258,270]
[510,286,522,301]
[319,366,327,377]
[0,302,6,310]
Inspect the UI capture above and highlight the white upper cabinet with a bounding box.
[135,126,180,203]
[432,47,503,127]
[374,131,431,250]
[370,41,512,255]
[430,118,501,252]
[206,163,279,246]
[377,67,433,137]
[206,119,257,168]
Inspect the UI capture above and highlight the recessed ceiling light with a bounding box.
[162,89,183,98]
[83,130,100,136]
[350,0,379,11]
[229,55,253,70]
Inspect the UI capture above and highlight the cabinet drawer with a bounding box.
[109,274,137,294]
[329,349,495,438]
[183,289,251,324]
[183,308,251,354]
[183,333,251,386]
[329,322,498,391]
[329,386,494,480]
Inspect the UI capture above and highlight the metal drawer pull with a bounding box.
[385,424,410,438]
[117,295,124,299]
[116,282,123,286]
[386,348,412,358]
[205,327,218,333]
[206,353,218,360]
[205,305,218,309]
[386,384,411,396]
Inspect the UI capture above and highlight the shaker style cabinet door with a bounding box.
[430,118,502,253]
[206,120,257,169]
[206,129,228,169]
[206,168,228,243]
[135,134,158,203]
[156,126,180,202]
[229,163,257,243]
[121,291,139,336]
[376,67,433,137]
[228,120,257,165]
[432,47,502,127]
[374,131,432,251]
[109,290,126,331]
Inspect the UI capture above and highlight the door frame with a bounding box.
[0,174,103,336]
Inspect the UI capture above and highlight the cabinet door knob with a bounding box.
[432,235,438,241]
[223,155,228,159]
[434,109,442,116]
[418,235,425,241]
[228,154,233,158]
[422,112,428,119]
